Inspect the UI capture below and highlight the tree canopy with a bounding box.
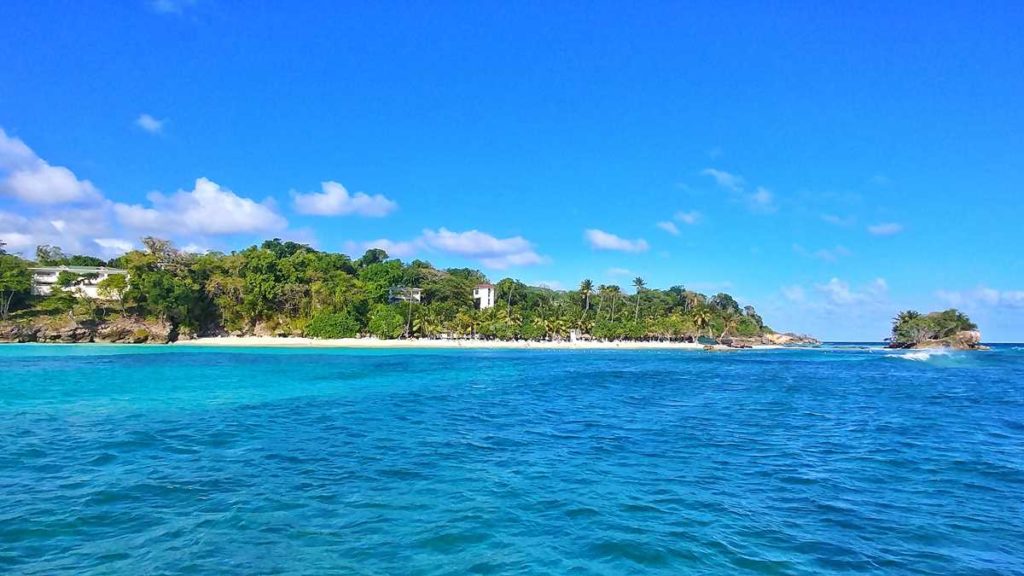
[890,309,977,344]
[0,238,776,342]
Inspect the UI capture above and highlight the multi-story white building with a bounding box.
[473,283,496,309]
[387,286,423,304]
[30,266,128,299]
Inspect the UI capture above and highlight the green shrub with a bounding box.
[305,311,360,339]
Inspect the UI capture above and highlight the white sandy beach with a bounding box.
[173,336,782,351]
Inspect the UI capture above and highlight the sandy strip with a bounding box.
[173,336,782,351]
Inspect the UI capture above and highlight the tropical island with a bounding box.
[0,237,817,348]
[888,309,986,350]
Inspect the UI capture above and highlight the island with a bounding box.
[0,237,818,348]
[887,309,986,350]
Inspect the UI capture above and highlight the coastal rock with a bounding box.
[95,318,174,344]
[762,332,820,346]
[0,317,174,344]
[891,330,987,351]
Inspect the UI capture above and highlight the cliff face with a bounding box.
[0,317,176,344]
[887,330,986,350]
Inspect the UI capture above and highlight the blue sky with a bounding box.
[1,1,1022,340]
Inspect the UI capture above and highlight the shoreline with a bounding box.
[172,336,785,351]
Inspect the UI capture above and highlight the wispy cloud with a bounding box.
[344,238,420,259]
[821,213,855,227]
[816,277,888,306]
[748,186,776,213]
[346,228,547,269]
[674,210,700,225]
[867,222,903,236]
[656,221,679,235]
[606,267,634,277]
[702,168,777,213]
[584,229,649,252]
[135,113,165,134]
[700,168,745,192]
[936,286,1024,310]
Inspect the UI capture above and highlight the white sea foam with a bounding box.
[895,349,951,362]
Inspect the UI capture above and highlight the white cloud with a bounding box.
[135,114,165,134]
[0,207,114,256]
[816,277,888,306]
[656,221,679,235]
[93,238,134,257]
[344,238,421,259]
[868,222,903,236]
[0,128,102,205]
[606,267,634,277]
[701,168,745,192]
[534,280,563,290]
[180,243,208,254]
[702,167,777,213]
[421,228,544,269]
[936,287,1024,310]
[114,177,286,235]
[347,227,546,269]
[291,181,397,217]
[584,229,649,252]
[749,187,776,213]
[674,210,700,225]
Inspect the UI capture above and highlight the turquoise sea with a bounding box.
[1,344,1022,575]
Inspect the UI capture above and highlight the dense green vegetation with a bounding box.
[890,309,977,344]
[0,237,774,341]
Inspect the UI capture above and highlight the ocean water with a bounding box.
[1,344,1022,575]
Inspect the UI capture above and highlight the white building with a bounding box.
[30,266,127,299]
[388,286,423,304]
[473,283,496,309]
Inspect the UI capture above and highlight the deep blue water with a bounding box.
[1,344,1022,575]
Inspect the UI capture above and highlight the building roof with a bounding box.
[475,283,495,288]
[30,266,127,274]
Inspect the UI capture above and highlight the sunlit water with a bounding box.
[1,344,1022,574]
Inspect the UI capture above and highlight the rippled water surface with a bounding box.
[1,344,1022,575]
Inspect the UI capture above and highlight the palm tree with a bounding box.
[579,279,593,319]
[632,277,646,322]
[719,311,739,339]
[693,306,712,339]
[606,284,622,321]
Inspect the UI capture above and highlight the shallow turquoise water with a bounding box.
[1,344,1022,575]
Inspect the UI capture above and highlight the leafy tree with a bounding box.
[97,273,129,317]
[36,245,68,266]
[710,292,741,314]
[357,248,389,268]
[368,304,404,338]
[0,254,32,320]
[305,311,360,338]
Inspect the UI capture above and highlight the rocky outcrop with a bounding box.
[888,330,987,351]
[761,332,821,346]
[0,316,174,344]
